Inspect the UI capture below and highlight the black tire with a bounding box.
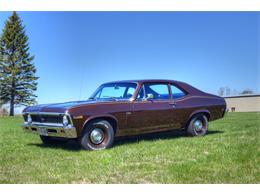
[40,135,67,144]
[80,120,114,150]
[186,114,208,136]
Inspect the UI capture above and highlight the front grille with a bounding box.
[31,115,63,123]
[23,113,70,124]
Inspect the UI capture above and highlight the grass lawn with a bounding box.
[0,112,259,183]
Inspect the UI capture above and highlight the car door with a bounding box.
[126,82,175,135]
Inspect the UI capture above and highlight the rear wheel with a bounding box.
[80,120,114,150]
[186,114,208,136]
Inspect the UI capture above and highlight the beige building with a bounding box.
[225,94,260,112]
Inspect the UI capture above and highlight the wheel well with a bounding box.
[192,112,210,121]
[82,117,117,134]
[201,112,210,121]
[185,112,210,128]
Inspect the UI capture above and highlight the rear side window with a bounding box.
[170,85,186,99]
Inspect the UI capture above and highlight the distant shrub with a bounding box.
[0,108,9,116]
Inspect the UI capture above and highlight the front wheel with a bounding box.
[186,114,208,136]
[80,120,114,150]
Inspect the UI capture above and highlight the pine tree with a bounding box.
[0,12,38,116]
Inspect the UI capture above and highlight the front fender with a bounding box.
[82,114,118,129]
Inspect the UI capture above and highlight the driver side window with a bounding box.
[145,83,169,100]
[136,83,170,100]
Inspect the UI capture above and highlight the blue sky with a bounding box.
[0,12,259,105]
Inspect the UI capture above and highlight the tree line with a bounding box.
[218,87,254,97]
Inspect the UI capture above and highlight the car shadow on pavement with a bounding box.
[27,129,224,151]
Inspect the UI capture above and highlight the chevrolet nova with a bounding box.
[22,79,226,150]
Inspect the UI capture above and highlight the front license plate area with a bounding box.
[38,127,48,136]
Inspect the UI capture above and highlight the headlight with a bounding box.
[27,114,32,123]
[63,115,69,126]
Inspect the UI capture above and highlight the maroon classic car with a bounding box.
[22,79,226,150]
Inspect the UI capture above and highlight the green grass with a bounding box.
[0,112,259,183]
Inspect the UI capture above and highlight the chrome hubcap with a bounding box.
[90,128,104,144]
[193,119,203,132]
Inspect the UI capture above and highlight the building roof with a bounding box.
[224,94,260,98]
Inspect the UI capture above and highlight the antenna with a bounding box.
[79,67,85,101]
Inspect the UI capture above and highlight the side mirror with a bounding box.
[145,93,154,100]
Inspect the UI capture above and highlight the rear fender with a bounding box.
[187,109,211,125]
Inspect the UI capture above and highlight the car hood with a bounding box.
[23,99,115,113]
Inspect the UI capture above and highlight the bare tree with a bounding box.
[225,87,231,96]
[218,87,225,96]
[218,87,231,97]
[240,89,253,95]
[232,89,239,96]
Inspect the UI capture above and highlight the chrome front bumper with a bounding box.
[22,123,78,138]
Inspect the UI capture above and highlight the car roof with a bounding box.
[103,79,184,85]
[100,79,209,96]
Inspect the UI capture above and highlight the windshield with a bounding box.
[90,82,137,100]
